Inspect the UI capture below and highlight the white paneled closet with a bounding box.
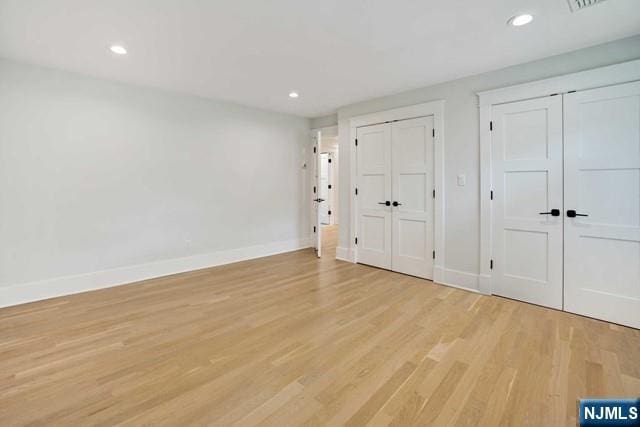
[487,79,640,328]
[356,116,435,280]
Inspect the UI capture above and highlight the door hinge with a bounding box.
[433,189,435,198]
[328,158,332,163]
[568,90,577,93]
[313,226,316,233]
[355,138,358,146]
[328,184,332,189]
[432,250,435,260]
[355,188,358,195]
[328,210,332,215]
[432,129,435,138]
[490,259,494,270]
[355,237,358,245]
[550,93,559,97]
[313,186,316,194]
[490,190,493,200]
[313,146,316,153]
[489,121,493,131]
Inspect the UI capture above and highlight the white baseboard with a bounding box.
[0,237,312,309]
[334,255,481,295]
[433,267,481,293]
[335,246,355,262]
[478,273,491,295]
[433,264,445,284]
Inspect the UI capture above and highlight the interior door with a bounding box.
[564,81,640,329]
[391,117,434,279]
[319,153,330,225]
[357,123,392,269]
[313,132,322,257]
[491,96,564,309]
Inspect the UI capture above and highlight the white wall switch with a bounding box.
[457,174,466,186]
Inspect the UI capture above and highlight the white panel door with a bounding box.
[391,117,434,279]
[491,96,564,309]
[313,135,322,257]
[357,123,392,269]
[564,81,640,329]
[319,153,330,225]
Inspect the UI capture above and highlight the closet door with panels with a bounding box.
[356,117,435,279]
[391,117,434,279]
[564,81,640,329]
[356,123,392,269]
[491,96,564,309]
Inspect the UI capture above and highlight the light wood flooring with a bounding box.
[1,225,639,426]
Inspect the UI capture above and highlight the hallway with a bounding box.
[320,225,338,260]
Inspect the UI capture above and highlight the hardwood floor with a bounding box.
[1,225,639,426]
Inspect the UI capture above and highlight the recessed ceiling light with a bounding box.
[110,45,127,55]
[289,92,299,98]
[508,14,534,27]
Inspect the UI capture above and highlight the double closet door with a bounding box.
[356,116,434,280]
[492,81,640,329]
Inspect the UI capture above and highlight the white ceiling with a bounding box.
[0,0,639,118]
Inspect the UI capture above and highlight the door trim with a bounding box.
[478,59,640,295]
[309,126,338,255]
[349,100,445,283]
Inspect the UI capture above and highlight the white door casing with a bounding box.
[563,81,640,329]
[479,60,640,297]
[356,123,392,269]
[314,132,322,257]
[478,61,640,327]
[491,96,564,309]
[391,117,435,279]
[349,100,445,278]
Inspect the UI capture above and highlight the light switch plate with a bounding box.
[457,174,466,186]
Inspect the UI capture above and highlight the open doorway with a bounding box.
[312,126,339,258]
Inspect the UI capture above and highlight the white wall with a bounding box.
[310,114,338,130]
[331,34,640,290]
[0,58,310,306]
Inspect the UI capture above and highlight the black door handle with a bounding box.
[567,210,588,218]
[392,201,402,207]
[539,209,560,217]
[313,198,325,203]
[377,201,391,206]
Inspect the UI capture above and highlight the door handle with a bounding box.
[392,201,402,207]
[378,201,391,206]
[313,198,325,203]
[539,209,560,217]
[567,210,588,218]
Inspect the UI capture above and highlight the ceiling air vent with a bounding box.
[567,0,608,12]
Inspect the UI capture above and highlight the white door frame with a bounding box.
[477,59,640,295]
[312,130,322,256]
[309,126,338,254]
[349,100,445,282]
